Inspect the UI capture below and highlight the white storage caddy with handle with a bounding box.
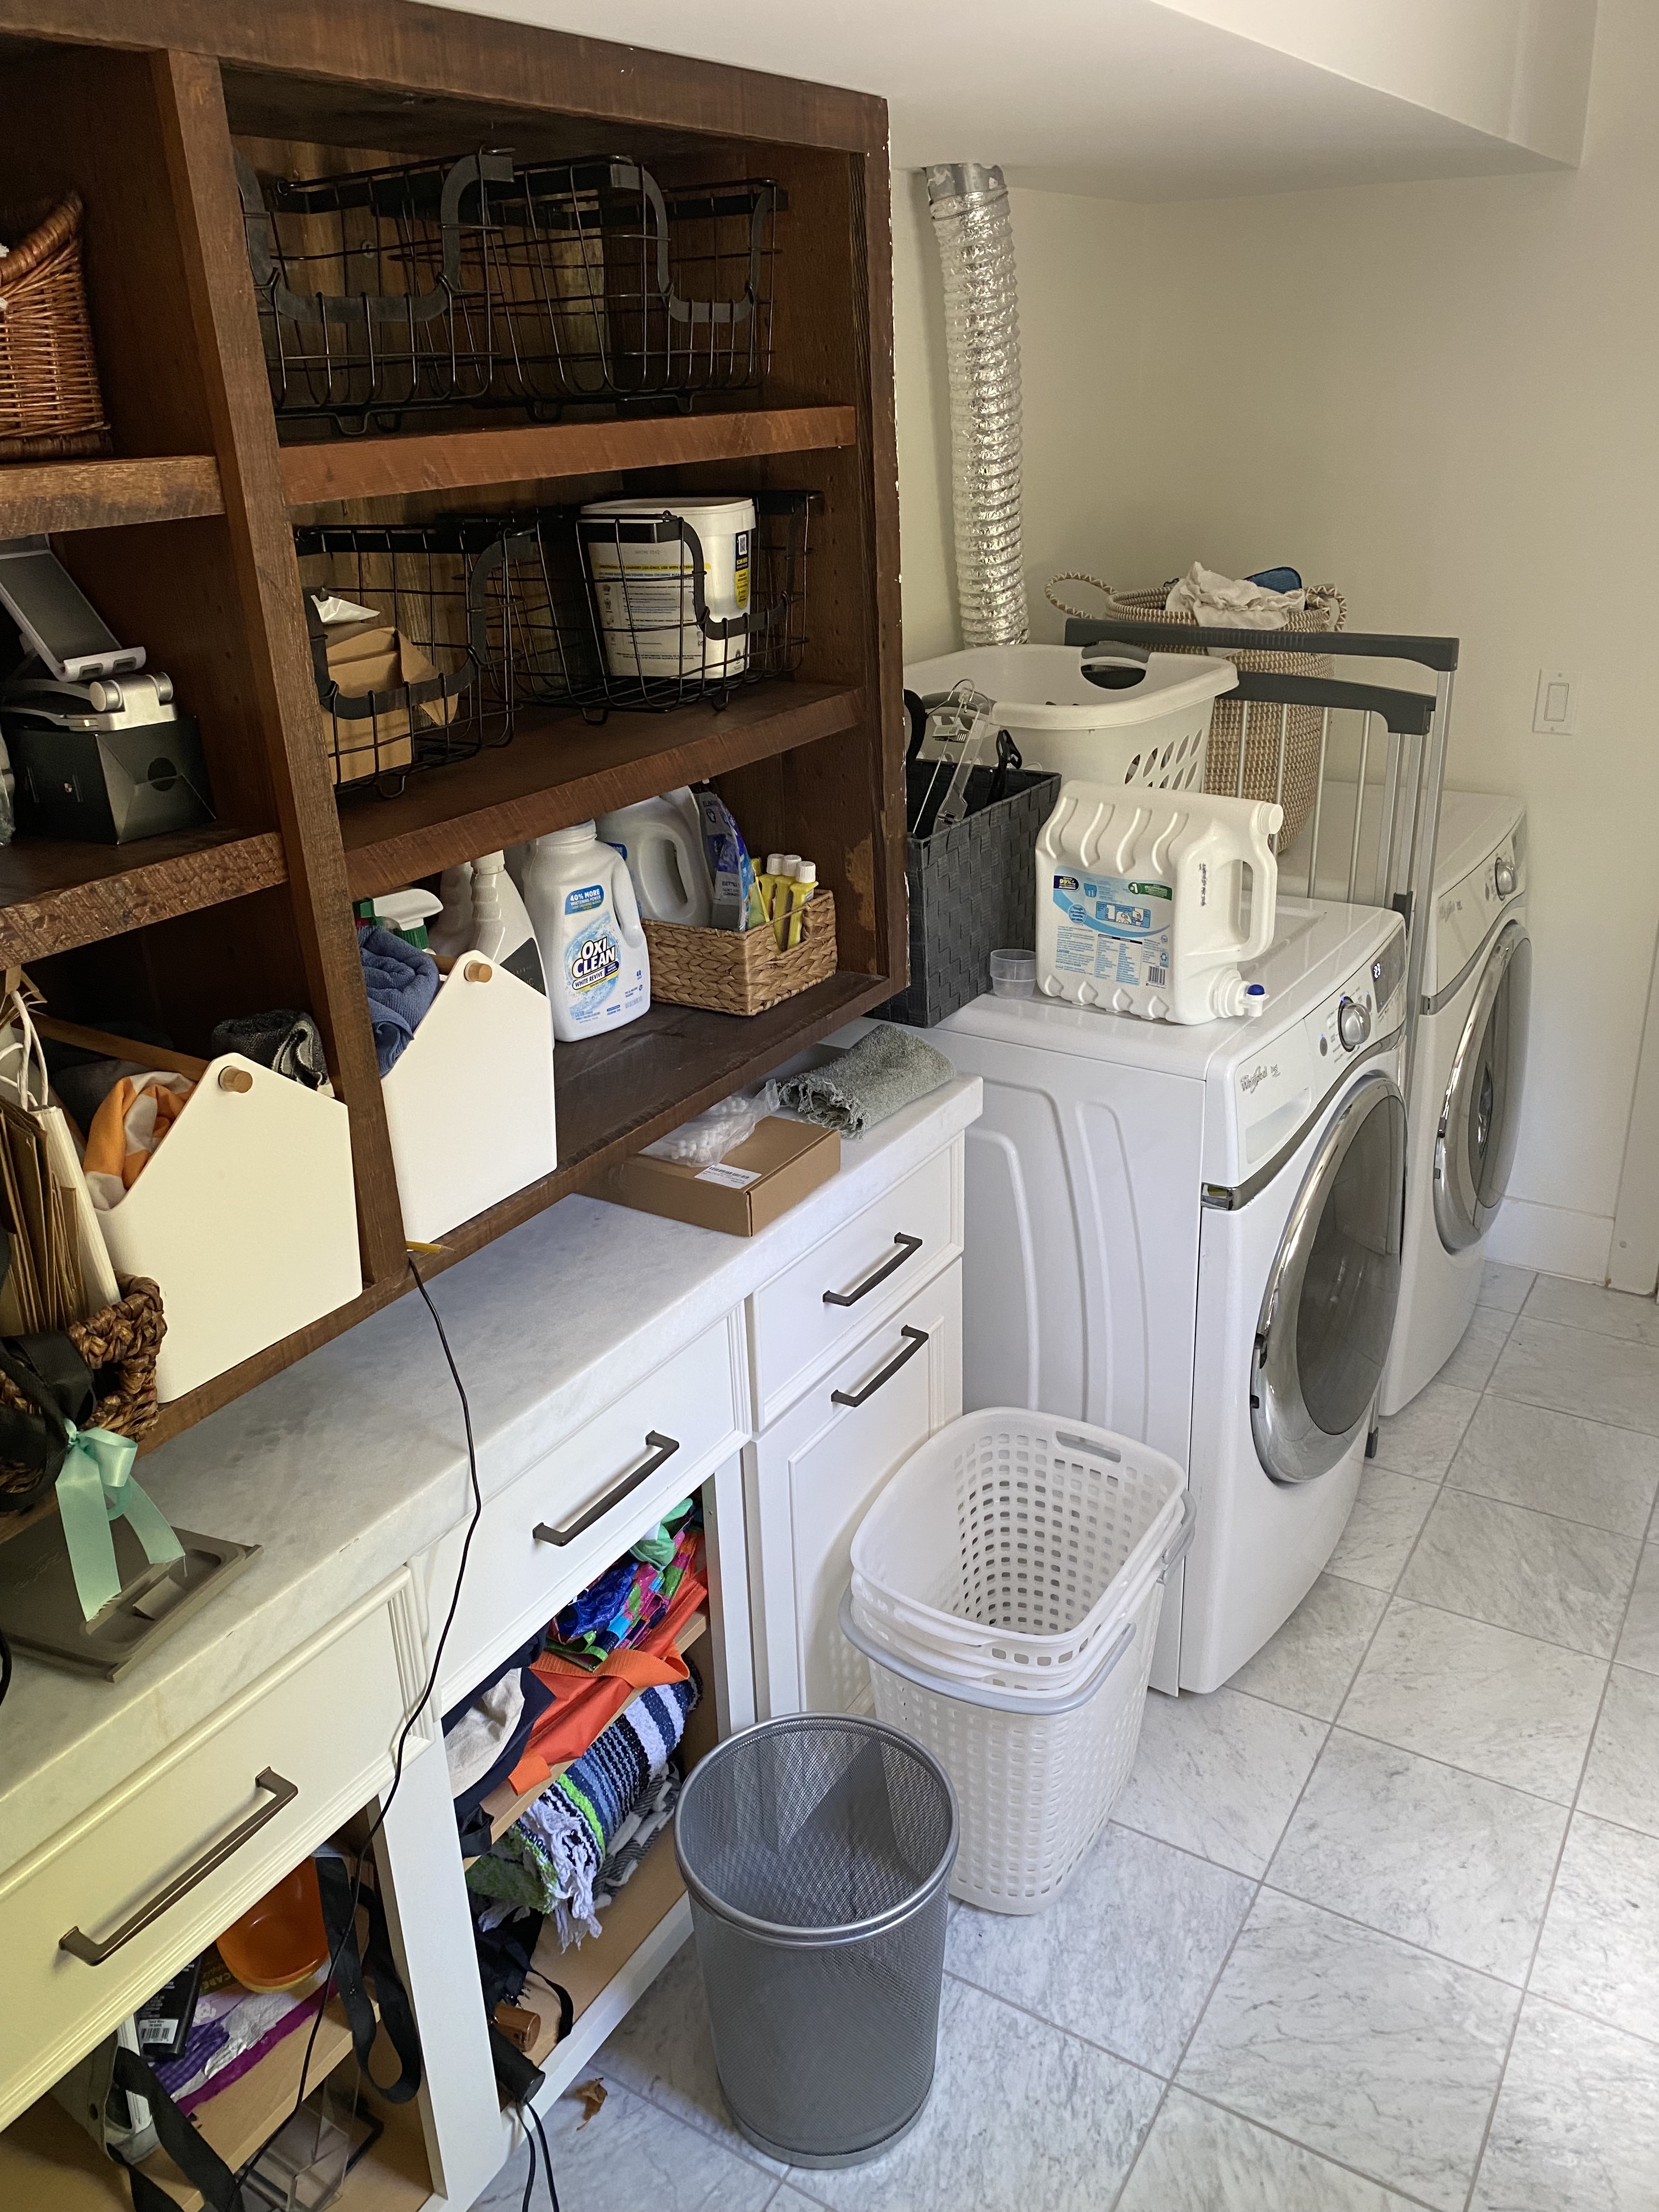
[843,1409,1189,1913]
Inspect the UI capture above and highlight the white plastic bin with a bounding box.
[904,644,1235,791]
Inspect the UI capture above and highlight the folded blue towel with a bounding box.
[359,924,439,1074]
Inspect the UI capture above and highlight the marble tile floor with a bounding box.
[478,1266,1659,2212]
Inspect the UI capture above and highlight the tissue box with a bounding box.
[599,1117,839,1235]
[319,623,455,786]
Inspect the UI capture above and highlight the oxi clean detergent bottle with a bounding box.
[525,822,650,1044]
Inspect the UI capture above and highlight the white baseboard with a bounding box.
[1486,1198,1613,1284]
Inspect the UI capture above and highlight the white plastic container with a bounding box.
[596,791,713,926]
[904,643,1236,790]
[1035,784,1282,1024]
[523,821,651,1044]
[580,496,756,683]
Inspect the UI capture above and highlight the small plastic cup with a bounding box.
[989,949,1037,998]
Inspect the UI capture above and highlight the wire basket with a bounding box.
[239,150,779,432]
[0,192,111,461]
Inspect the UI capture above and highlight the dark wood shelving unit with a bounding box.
[0,0,902,1455]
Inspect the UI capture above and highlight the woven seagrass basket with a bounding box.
[0,1277,165,1513]
[0,191,112,461]
[643,891,836,1017]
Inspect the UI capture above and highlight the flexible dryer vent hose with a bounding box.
[926,161,1027,646]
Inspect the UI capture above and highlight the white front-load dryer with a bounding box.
[934,900,1408,1692]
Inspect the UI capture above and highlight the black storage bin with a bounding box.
[880,768,1060,1029]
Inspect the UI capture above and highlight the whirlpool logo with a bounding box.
[1240,1062,1277,1094]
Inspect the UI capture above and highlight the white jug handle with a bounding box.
[1240,851,1278,966]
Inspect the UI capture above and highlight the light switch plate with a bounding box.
[1533,668,1579,735]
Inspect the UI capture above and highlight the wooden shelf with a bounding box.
[339,682,863,901]
[0,455,224,535]
[526,1821,689,2067]
[280,404,858,508]
[0,827,287,964]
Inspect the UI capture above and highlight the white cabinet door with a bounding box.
[748,1261,962,1719]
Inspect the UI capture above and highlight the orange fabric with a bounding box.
[507,1568,707,1795]
[84,1074,193,1192]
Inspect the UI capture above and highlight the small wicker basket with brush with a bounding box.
[0,191,112,462]
[644,891,837,1017]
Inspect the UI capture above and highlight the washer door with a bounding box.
[1434,921,1532,1254]
[1252,1071,1407,1487]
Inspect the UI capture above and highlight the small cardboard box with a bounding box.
[599,1116,839,1236]
[319,624,456,786]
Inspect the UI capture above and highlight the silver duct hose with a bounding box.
[926,162,1026,646]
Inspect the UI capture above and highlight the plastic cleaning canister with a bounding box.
[595,793,713,927]
[579,496,755,684]
[1035,785,1282,1024]
[523,822,650,1044]
[469,851,549,1003]
[427,863,474,959]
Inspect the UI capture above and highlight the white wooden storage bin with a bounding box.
[90,1049,362,1402]
[381,953,557,1244]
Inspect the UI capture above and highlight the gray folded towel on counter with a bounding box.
[777,1024,956,1138]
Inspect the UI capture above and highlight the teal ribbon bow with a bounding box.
[55,1421,184,1621]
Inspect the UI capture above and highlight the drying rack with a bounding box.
[1062,618,1459,1091]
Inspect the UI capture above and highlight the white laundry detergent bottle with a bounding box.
[524,822,651,1044]
[595,791,713,927]
[469,851,548,998]
[1035,785,1282,1024]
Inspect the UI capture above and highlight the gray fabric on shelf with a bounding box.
[777,1025,955,1137]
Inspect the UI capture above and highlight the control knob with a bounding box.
[1336,996,1370,1052]
[1494,857,1516,898]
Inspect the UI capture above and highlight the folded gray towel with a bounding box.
[777,1024,955,1137]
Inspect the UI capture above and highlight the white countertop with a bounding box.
[0,1073,980,1868]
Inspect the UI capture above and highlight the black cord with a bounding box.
[532,2102,561,2212]
[510,2095,562,2212]
[0,1622,10,1711]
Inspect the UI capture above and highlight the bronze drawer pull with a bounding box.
[831,1327,929,1409]
[822,1232,922,1307]
[534,1432,680,1547]
[59,1769,298,1965]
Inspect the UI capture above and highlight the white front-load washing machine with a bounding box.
[934,900,1408,1692]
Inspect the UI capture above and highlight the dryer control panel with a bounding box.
[1437,829,1525,986]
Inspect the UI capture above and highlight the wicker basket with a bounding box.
[0,191,112,461]
[1047,575,1344,848]
[644,891,836,1017]
[0,1277,165,1513]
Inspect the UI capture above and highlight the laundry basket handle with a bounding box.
[838,1591,1136,1716]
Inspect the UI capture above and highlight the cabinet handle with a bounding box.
[822,1232,923,1308]
[534,1432,680,1547]
[59,1769,298,1965]
[831,1327,929,1409]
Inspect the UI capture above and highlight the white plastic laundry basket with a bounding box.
[903,644,1236,791]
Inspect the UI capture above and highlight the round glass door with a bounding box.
[1252,1072,1407,1487]
[1434,922,1532,1254]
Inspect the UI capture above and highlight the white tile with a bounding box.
[1178,1891,1519,2212]
[1118,2089,1426,2212]
[1471,1995,1659,2212]
[1114,1684,1326,1878]
[1327,1468,1438,1592]
[1478,1262,1536,1314]
[1523,1276,1659,1346]
[598,1938,786,2172]
[1435,1307,1515,1393]
[797,1977,1160,2212]
[1228,1573,1388,1722]
[947,1822,1253,2073]
[1489,1318,1659,1437]
[473,2080,779,2212]
[1398,1489,1641,1658]
[1372,1383,1481,1480]
[1532,1814,1659,2042]
[1339,1599,1607,1802]
[1618,1544,1659,1677]
[1266,1729,1567,1983]
[1447,1396,1659,1537]
[1581,1667,1659,1839]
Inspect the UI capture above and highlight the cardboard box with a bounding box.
[599,1116,840,1236]
[319,623,456,786]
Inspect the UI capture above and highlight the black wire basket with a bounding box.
[294,494,812,795]
[240,150,780,433]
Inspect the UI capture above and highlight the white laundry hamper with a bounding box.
[841,1410,1190,1914]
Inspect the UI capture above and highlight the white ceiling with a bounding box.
[431,0,1596,200]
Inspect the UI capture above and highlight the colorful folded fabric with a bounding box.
[546,1514,702,1667]
[593,1766,680,1914]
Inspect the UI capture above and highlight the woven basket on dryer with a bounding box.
[0,1277,166,1513]
[643,891,836,1017]
[0,191,112,461]
[1047,574,1345,848]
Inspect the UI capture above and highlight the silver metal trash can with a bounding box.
[674,1714,958,2167]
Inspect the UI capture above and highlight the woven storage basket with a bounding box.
[643,890,836,1016]
[0,1277,166,1512]
[0,192,111,461]
[1047,575,1344,848]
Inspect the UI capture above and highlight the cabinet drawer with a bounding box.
[749,1142,960,1426]
[0,1581,415,2131]
[436,1317,745,1706]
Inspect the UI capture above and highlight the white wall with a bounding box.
[891,0,1650,1282]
